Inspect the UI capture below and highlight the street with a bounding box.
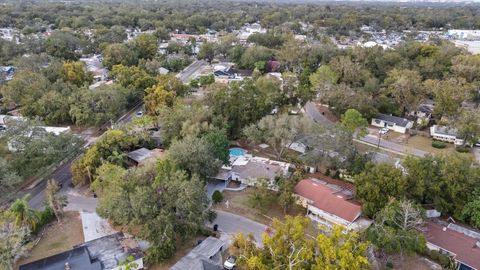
[176,60,208,84]
[210,210,267,246]
[356,134,428,157]
[25,104,144,210]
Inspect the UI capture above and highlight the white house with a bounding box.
[213,154,292,189]
[371,113,414,134]
[294,178,372,231]
[430,125,465,146]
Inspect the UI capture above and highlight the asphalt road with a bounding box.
[210,210,267,246]
[357,134,428,157]
[176,60,208,84]
[303,101,334,127]
[26,104,144,210]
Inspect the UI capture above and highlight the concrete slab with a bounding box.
[80,212,116,242]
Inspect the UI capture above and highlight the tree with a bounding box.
[0,222,31,270]
[461,190,480,229]
[8,197,39,231]
[309,65,338,102]
[0,158,22,193]
[424,78,468,120]
[110,64,156,103]
[384,69,424,114]
[102,43,138,69]
[457,108,480,145]
[203,130,230,165]
[239,46,276,70]
[197,42,215,61]
[44,31,80,60]
[130,34,158,60]
[232,216,369,270]
[247,178,274,211]
[277,176,296,214]
[243,114,314,160]
[367,200,426,256]
[144,84,176,117]
[212,190,223,204]
[354,163,406,217]
[338,109,368,138]
[45,179,68,222]
[60,61,93,87]
[452,54,480,83]
[168,136,222,178]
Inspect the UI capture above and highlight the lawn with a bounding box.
[213,188,306,226]
[17,211,84,268]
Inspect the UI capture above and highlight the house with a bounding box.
[19,232,144,270]
[171,236,224,270]
[213,153,292,189]
[430,125,465,146]
[294,178,372,231]
[127,148,165,166]
[371,114,414,134]
[410,100,434,125]
[422,220,480,270]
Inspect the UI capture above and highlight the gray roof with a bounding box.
[20,233,143,270]
[374,114,411,127]
[432,125,460,138]
[232,161,283,181]
[127,148,153,163]
[19,247,101,270]
[170,237,224,270]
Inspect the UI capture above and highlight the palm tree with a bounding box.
[8,196,39,231]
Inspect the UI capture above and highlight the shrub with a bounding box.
[456,146,471,153]
[424,250,455,269]
[325,168,331,176]
[206,209,217,223]
[431,140,447,149]
[212,190,223,204]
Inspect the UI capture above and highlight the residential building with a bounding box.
[127,148,165,166]
[171,236,224,270]
[293,178,372,231]
[371,113,414,134]
[212,63,244,83]
[19,232,144,270]
[213,153,292,189]
[410,100,434,124]
[430,125,465,146]
[423,220,480,270]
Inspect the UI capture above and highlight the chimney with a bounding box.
[65,262,71,270]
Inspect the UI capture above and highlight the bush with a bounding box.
[432,140,447,149]
[206,209,217,223]
[456,145,471,153]
[424,250,455,269]
[325,168,331,176]
[34,207,55,234]
[212,190,223,204]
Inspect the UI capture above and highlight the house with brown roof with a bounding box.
[293,178,372,231]
[423,220,480,270]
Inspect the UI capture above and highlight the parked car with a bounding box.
[379,127,389,135]
[136,111,144,117]
[223,255,237,270]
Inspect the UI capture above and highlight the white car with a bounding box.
[223,255,237,270]
[379,127,389,135]
[135,111,144,117]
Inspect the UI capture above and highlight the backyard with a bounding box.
[17,211,84,268]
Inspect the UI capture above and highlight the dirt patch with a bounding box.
[17,211,84,267]
[381,254,441,270]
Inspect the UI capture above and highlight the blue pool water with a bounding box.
[229,147,246,157]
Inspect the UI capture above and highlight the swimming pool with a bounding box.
[229,147,246,157]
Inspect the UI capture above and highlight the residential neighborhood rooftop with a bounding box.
[373,113,412,128]
[170,236,224,270]
[423,220,480,270]
[294,178,361,223]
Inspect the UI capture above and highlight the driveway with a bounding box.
[210,210,266,247]
[303,102,334,127]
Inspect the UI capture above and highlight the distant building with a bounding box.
[430,125,464,146]
[423,220,480,270]
[171,236,224,270]
[19,232,144,270]
[294,178,372,231]
[0,66,15,81]
[371,114,414,134]
[158,67,170,75]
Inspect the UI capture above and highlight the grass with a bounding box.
[17,211,84,267]
[213,188,306,226]
[405,135,457,155]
